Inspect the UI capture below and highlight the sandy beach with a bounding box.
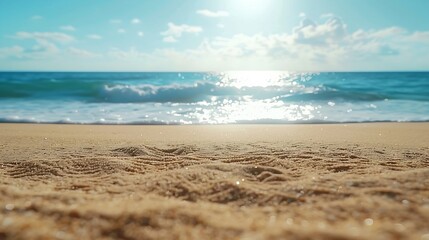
[0,123,428,239]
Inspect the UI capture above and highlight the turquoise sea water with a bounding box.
[0,71,428,124]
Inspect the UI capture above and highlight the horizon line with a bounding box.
[1,70,429,73]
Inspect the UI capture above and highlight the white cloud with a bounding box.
[196,9,229,18]
[13,32,74,43]
[108,47,150,60]
[30,40,58,53]
[3,41,59,60]
[161,22,203,43]
[163,36,177,43]
[299,12,306,18]
[87,34,102,40]
[131,18,141,24]
[149,15,428,70]
[293,17,347,45]
[217,24,225,29]
[0,46,24,59]
[137,31,144,37]
[369,27,406,38]
[407,31,429,42]
[31,15,43,20]
[68,47,98,58]
[117,29,126,34]
[110,19,122,24]
[5,32,75,60]
[2,14,429,71]
[60,25,76,31]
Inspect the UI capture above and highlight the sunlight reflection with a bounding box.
[178,71,321,123]
[218,71,296,88]
[188,99,318,124]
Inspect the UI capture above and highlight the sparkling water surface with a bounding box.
[0,71,428,124]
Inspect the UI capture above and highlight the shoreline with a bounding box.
[0,120,428,125]
[1,123,428,239]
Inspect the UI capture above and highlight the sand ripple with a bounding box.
[1,126,429,239]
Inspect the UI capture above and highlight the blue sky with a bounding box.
[0,0,428,71]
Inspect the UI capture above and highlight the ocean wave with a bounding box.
[97,82,315,103]
[1,78,424,104]
[281,90,388,102]
[1,72,428,104]
[99,82,217,103]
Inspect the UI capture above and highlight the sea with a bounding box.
[0,71,428,124]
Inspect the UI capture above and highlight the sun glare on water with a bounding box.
[218,71,296,88]
[187,71,319,124]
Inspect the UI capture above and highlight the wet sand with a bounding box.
[0,123,429,239]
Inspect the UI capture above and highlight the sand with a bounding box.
[0,123,428,240]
